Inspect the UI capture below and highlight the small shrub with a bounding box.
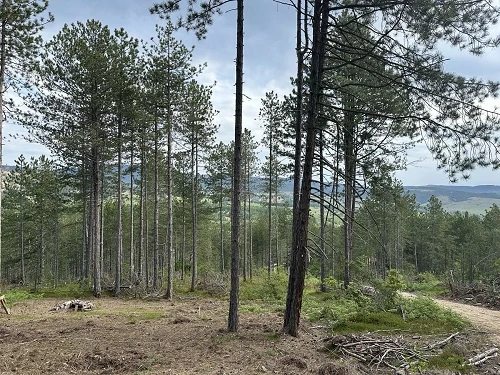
[401,296,466,329]
[407,272,445,296]
[240,271,287,302]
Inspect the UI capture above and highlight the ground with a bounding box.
[1,294,499,374]
[434,298,500,345]
[0,296,337,375]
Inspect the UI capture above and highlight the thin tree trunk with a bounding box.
[138,131,146,282]
[283,0,328,337]
[0,12,6,283]
[319,130,326,292]
[284,0,306,329]
[92,146,102,297]
[153,119,159,290]
[130,136,135,279]
[228,0,244,333]
[181,173,186,281]
[101,165,106,277]
[115,116,123,296]
[243,155,247,281]
[248,158,253,280]
[190,132,198,292]
[165,108,174,300]
[220,176,224,273]
[268,137,273,277]
[343,112,355,289]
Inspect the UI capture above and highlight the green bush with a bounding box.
[240,270,288,302]
[407,272,445,296]
[402,296,465,328]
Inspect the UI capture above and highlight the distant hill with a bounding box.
[405,185,500,214]
[4,164,498,214]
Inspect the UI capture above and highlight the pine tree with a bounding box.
[0,0,51,282]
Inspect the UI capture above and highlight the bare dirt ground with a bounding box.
[434,298,500,345]
[0,297,342,375]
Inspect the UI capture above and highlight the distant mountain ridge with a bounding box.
[3,164,498,214]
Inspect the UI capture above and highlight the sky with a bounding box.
[4,0,500,186]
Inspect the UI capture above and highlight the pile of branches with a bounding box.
[324,332,497,372]
[325,334,427,372]
[49,299,94,312]
[448,281,500,309]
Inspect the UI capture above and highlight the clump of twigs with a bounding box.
[325,332,497,372]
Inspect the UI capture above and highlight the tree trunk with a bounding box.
[228,0,244,333]
[0,12,6,283]
[165,111,174,300]
[284,0,306,329]
[181,174,186,281]
[268,134,273,277]
[248,158,253,280]
[130,135,135,280]
[220,176,224,273]
[319,130,326,292]
[92,146,102,297]
[283,0,328,337]
[114,116,123,296]
[343,111,355,289]
[243,156,247,281]
[190,132,198,292]
[138,130,146,282]
[153,119,159,290]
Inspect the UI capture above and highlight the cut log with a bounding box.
[468,348,498,366]
[0,295,11,315]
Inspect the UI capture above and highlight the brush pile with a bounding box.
[325,332,497,372]
[448,281,500,309]
[49,299,94,312]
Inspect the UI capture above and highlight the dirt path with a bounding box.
[434,298,500,344]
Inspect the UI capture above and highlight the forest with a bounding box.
[1,0,500,374]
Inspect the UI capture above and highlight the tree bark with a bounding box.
[153,118,159,290]
[165,108,174,300]
[319,130,326,292]
[0,9,6,283]
[92,146,102,297]
[228,0,244,333]
[114,115,124,296]
[220,176,224,273]
[138,130,146,282]
[343,110,355,289]
[283,0,328,337]
[129,135,135,279]
[268,131,273,277]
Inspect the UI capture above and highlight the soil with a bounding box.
[433,298,500,345]
[1,295,499,374]
[0,296,340,375]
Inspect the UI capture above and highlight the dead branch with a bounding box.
[0,295,10,315]
[468,348,499,366]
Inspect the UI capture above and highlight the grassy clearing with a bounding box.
[222,271,467,335]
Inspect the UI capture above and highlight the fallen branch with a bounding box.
[0,295,10,315]
[426,332,460,350]
[468,348,498,366]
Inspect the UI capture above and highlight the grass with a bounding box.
[406,272,447,297]
[425,349,470,372]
